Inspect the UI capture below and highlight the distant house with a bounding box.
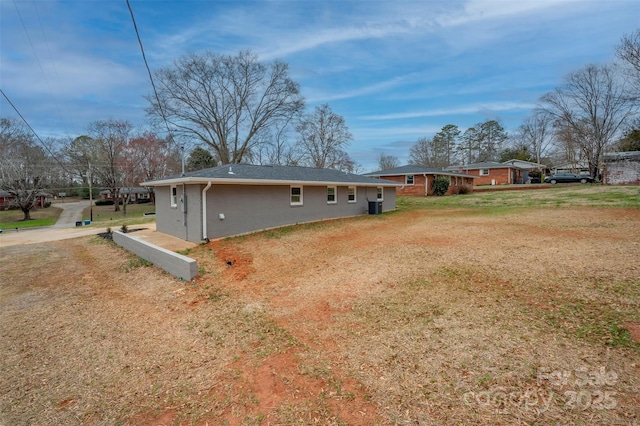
[603,151,640,185]
[141,164,400,243]
[100,187,151,203]
[501,159,548,173]
[445,160,546,185]
[34,193,52,208]
[363,165,476,196]
[0,190,51,209]
[0,190,13,209]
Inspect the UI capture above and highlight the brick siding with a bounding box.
[381,175,474,196]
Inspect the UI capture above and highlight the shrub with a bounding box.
[95,199,114,206]
[432,177,450,196]
[136,198,151,204]
[457,185,472,195]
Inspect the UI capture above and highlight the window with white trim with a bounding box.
[480,169,490,176]
[290,186,303,205]
[405,175,414,185]
[327,186,337,204]
[376,187,383,201]
[170,185,178,207]
[347,186,356,203]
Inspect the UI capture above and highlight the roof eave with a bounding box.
[141,176,401,187]
[367,172,478,178]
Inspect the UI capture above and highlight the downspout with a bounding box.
[202,181,212,242]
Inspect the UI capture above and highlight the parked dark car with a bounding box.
[543,173,594,184]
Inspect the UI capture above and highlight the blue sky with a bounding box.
[1,0,638,171]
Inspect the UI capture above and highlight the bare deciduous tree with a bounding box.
[520,110,554,164]
[147,50,304,164]
[0,118,49,220]
[408,137,433,167]
[617,29,640,83]
[554,125,587,172]
[296,104,354,170]
[84,119,133,212]
[541,64,637,178]
[252,120,303,166]
[377,153,399,170]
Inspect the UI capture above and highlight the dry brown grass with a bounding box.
[1,195,638,425]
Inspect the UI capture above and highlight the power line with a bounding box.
[1,88,48,149]
[12,0,71,135]
[125,0,174,143]
[31,0,71,135]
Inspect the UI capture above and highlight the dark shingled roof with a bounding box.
[364,164,476,178]
[143,163,399,186]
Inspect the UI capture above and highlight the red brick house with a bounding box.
[0,190,13,209]
[364,165,476,196]
[0,190,51,209]
[445,160,545,185]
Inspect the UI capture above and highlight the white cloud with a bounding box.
[437,0,567,27]
[258,22,414,61]
[305,73,419,103]
[361,102,536,120]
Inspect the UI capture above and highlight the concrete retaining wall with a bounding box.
[112,231,197,281]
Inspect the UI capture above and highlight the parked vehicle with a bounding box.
[543,173,594,184]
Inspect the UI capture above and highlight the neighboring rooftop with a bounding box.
[445,161,509,171]
[142,163,400,187]
[603,151,640,161]
[364,165,477,178]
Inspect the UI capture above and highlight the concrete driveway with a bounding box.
[50,199,91,229]
[0,201,193,252]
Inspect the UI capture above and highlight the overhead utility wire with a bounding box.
[1,88,48,149]
[1,88,74,174]
[125,0,174,142]
[32,0,70,135]
[13,0,71,135]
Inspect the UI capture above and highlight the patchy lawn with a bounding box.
[0,206,61,229]
[1,187,639,425]
[82,202,156,227]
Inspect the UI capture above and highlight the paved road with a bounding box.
[0,202,195,252]
[0,200,104,248]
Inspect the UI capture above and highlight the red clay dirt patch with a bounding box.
[208,240,255,282]
[127,409,178,426]
[207,348,379,425]
[622,322,640,344]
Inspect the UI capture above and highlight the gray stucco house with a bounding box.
[142,164,400,243]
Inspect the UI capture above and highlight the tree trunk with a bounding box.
[21,207,32,221]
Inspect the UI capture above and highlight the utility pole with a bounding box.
[88,164,93,222]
